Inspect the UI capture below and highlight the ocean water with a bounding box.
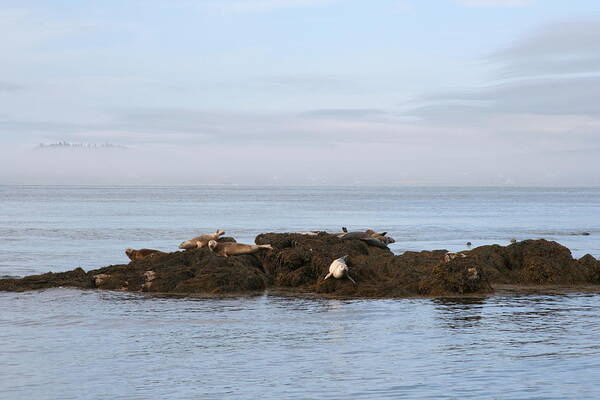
[1,185,599,277]
[1,185,600,399]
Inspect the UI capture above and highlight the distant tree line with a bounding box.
[36,141,126,150]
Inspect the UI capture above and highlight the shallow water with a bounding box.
[1,185,600,399]
[1,289,600,399]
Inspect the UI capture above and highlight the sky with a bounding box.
[1,0,600,185]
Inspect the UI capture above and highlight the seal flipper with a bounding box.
[347,274,356,284]
[342,227,348,233]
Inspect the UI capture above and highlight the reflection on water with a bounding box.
[432,297,486,329]
[1,289,600,399]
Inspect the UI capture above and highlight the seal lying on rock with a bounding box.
[208,240,273,257]
[359,237,390,249]
[336,229,394,248]
[125,248,165,261]
[337,228,394,240]
[324,255,356,284]
[179,230,225,250]
[372,234,395,244]
[443,252,467,263]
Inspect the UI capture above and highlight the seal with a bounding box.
[179,229,225,250]
[336,229,394,248]
[442,252,467,263]
[208,240,273,257]
[294,231,320,236]
[360,237,390,249]
[324,255,356,284]
[337,231,367,239]
[373,234,395,244]
[337,229,393,241]
[125,248,165,261]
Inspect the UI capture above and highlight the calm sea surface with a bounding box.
[1,186,600,399]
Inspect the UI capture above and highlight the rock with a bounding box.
[1,235,599,297]
[419,255,491,295]
[141,271,156,291]
[468,239,600,285]
[91,247,267,294]
[0,268,93,292]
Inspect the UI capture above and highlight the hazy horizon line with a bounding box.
[1,183,599,189]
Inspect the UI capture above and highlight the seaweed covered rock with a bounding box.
[90,247,267,294]
[0,268,93,292]
[469,239,600,285]
[419,255,492,296]
[255,232,392,289]
[1,235,599,297]
[256,233,491,297]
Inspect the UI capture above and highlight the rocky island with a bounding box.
[1,232,599,297]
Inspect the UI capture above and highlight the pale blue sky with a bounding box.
[1,0,600,185]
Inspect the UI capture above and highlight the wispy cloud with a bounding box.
[211,0,335,13]
[411,20,600,121]
[492,20,600,78]
[300,108,389,119]
[0,2,598,185]
[454,0,533,7]
[246,74,361,94]
[414,76,600,119]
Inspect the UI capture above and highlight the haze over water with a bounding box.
[1,185,600,399]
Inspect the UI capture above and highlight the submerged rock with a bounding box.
[1,234,599,297]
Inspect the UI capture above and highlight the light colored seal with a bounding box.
[324,255,356,284]
[208,240,273,257]
[179,229,225,250]
[125,248,165,261]
[294,231,320,236]
[443,252,467,263]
